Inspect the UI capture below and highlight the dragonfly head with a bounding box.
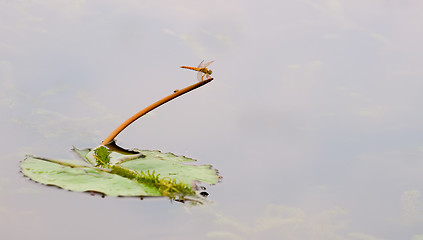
[207,69,213,75]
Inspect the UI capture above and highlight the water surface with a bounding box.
[1,1,423,239]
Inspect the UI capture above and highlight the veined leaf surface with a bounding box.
[21,144,220,201]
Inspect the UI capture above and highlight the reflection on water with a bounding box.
[2,0,423,239]
[401,190,423,227]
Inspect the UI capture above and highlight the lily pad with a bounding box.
[21,143,220,202]
[21,156,161,196]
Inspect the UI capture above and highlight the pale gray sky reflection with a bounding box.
[1,0,423,239]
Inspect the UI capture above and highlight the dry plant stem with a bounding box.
[101,79,213,145]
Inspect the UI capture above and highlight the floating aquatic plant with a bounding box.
[94,146,111,167]
[21,62,220,203]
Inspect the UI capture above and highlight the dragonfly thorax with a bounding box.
[201,69,212,74]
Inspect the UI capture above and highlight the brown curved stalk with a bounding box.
[101,78,213,145]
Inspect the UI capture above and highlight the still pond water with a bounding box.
[1,1,423,239]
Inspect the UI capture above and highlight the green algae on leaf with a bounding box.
[93,146,111,167]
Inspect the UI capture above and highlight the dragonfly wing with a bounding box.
[197,60,205,68]
[202,60,215,68]
[197,71,204,81]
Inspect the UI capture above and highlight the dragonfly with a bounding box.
[180,60,214,81]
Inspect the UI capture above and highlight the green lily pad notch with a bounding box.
[21,72,221,204]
